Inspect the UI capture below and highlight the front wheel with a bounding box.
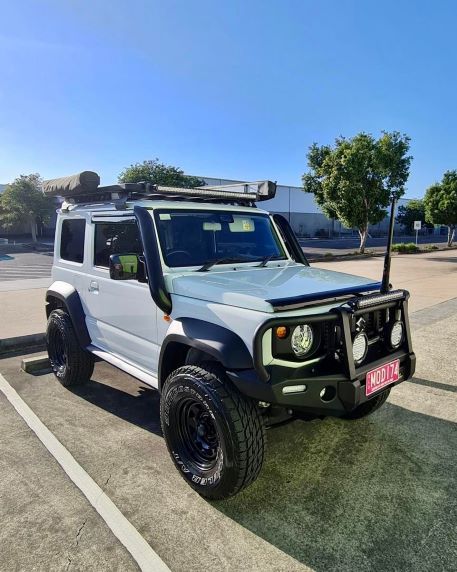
[341,388,391,420]
[160,364,266,500]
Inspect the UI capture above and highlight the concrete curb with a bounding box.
[0,333,45,357]
[21,355,51,374]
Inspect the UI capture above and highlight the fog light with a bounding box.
[390,321,404,348]
[352,332,368,364]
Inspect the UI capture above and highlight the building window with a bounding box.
[94,222,142,268]
[60,219,85,263]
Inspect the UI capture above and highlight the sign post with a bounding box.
[414,220,421,246]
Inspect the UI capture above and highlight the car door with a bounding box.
[81,215,160,375]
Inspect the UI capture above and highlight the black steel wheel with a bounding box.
[161,364,266,500]
[46,309,94,387]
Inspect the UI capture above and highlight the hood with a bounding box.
[168,264,381,313]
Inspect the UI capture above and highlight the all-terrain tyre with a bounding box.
[160,364,266,500]
[46,309,94,387]
[341,387,391,420]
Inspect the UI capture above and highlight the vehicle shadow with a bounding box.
[70,378,162,437]
[214,401,457,572]
[425,256,457,263]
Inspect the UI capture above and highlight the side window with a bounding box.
[94,222,142,268]
[60,219,86,263]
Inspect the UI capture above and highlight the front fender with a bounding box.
[158,318,253,389]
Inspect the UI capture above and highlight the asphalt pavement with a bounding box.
[0,251,53,281]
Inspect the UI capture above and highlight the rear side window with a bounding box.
[94,222,142,268]
[60,219,86,263]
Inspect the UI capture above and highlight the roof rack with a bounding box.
[42,172,276,211]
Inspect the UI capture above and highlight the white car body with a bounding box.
[50,200,380,389]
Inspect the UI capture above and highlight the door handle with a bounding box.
[88,280,99,293]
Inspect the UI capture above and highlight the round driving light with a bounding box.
[390,321,404,348]
[352,332,368,364]
[291,324,314,357]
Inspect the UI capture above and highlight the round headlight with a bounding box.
[291,324,314,357]
[352,332,368,364]
[390,321,404,348]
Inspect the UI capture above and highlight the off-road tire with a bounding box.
[46,309,94,387]
[341,387,391,420]
[160,363,266,500]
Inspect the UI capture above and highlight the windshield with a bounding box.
[154,209,287,268]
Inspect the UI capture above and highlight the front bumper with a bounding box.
[228,289,416,417]
[227,350,415,416]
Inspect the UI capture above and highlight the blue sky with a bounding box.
[1,0,456,197]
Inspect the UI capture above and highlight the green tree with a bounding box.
[118,158,204,188]
[396,199,432,233]
[0,174,54,242]
[302,131,412,252]
[424,170,457,246]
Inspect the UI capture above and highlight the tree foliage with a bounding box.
[424,170,457,246]
[396,199,432,233]
[118,158,204,188]
[0,174,54,242]
[302,131,412,252]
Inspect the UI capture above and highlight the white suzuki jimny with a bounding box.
[43,172,415,499]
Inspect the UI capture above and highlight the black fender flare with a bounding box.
[45,283,91,348]
[158,318,253,390]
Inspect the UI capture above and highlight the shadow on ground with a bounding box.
[214,398,457,572]
[425,256,457,263]
[70,378,162,436]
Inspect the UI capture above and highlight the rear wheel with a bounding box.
[341,388,391,420]
[160,364,266,499]
[46,309,94,387]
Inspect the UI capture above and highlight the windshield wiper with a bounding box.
[257,254,276,267]
[197,257,248,272]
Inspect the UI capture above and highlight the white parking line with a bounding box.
[0,373,170,572]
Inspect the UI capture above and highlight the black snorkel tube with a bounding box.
[134,205,172,314]
[381,193,399,293]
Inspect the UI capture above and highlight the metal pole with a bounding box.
[381,194,397,293]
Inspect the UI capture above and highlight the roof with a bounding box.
[60,199,268,216]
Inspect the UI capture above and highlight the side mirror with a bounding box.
[109,253,147,281]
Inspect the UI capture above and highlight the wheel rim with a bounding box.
[176,398,219,471]
[49,329,67,375]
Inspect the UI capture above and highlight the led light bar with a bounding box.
[354,289,406,310]
[157,180,276,202]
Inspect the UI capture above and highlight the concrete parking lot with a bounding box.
[1,251,457,571]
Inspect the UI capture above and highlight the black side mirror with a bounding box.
[109,253,147,281]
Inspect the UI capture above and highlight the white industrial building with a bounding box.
[200,176,414,238]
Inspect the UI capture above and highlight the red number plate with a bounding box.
[365,359,400,397]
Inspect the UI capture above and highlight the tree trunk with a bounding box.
[30,218,37,243]
[359,228,368,253]
[448,225,455,247]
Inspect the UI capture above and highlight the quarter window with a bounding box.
[94,222,142,268]
[60,219,85,263]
